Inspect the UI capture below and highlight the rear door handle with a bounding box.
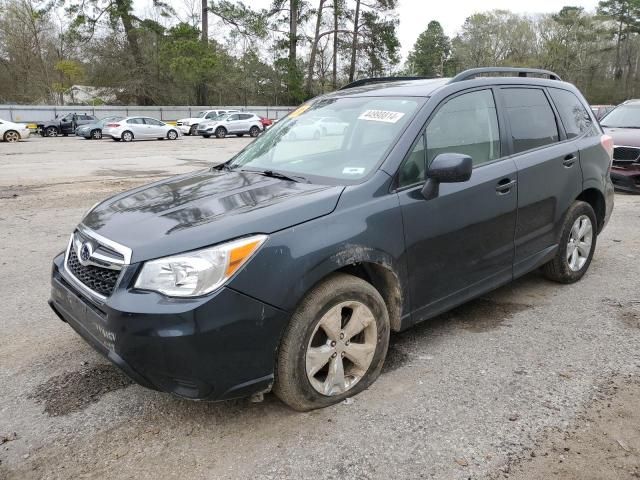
[563,154,577,167]
[496,178,517,195]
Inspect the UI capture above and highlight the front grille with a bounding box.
[613,146,640,163]
[67,248,121,297]
[176,122,184,126]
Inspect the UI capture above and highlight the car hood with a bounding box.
[178,117,207,123]
[82,169,344,263]
[602,127,640,147]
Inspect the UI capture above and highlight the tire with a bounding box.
[215,127,227,139]
[45,126,58,137]
[203,134,211,139]
[543,201,597,284]
[189,125,198,136]
[167,130,178,140]
[91,129,102,140]
[274,273,390,411]
[3,130,20,142]
[249,126,261,138]
[121,131,134,142]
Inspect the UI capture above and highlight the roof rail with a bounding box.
[449,67,562,83]
[340,76,431,90]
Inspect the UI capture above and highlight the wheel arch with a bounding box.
[576,187,606,233]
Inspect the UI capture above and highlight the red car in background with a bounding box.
[600,100,640,194]
[259,117,274,128]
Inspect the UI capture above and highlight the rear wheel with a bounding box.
[3,130,20,142]
[274,273,390,411]
[121,131,134,142]
[91,129,102,140]
[250,126,261,137]
[167,130,178,140]
[45,126,58,137]
[215,127,227,139]
[543,201,597,283]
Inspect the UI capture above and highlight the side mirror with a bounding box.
[421,153,473,200]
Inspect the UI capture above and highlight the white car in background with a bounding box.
[0,119,31,142]
[102,116,180,142]
[176,109,240,135]
[196,113,263,138]
[285,116,350,141]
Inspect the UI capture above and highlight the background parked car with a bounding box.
[0,118,31,142]
[75,116,124,140]
[176,109,240,136]
[600,100,640,193]
[38,113,97,137]
[591,104,616,120]
[102,116,180,142]
[197,113,263,138]
[259,117,274,128]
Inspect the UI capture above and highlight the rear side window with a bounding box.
[228,114,240,121]
[127,118,144,124]
[502,88,559,154]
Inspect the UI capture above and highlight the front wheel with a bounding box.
[543,201,597,283]
[215,127,227,139]
[274,273,390,411]
[3,130,20,142]
[167,130,178,140]
[189,125,197,136]
[91,129,102,140]
[45,126,58,137]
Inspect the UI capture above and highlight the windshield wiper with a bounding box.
[240,168,310,183]
[602,125,640,129]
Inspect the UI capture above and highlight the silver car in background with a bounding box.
[102,117,180,142]
[197,113,264,138]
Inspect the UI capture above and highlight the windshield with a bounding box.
[228,96,422,183]
[601,105,640,128]
[196,111,208,118]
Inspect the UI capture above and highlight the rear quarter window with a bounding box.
[548,88,598,138]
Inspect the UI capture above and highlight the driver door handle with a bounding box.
[563,154,577,167]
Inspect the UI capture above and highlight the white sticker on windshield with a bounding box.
[358,110,405,123]
[343,167,365,175]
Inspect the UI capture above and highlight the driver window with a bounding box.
[426,89,500,167]
[398,135,426,187]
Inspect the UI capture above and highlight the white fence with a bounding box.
[0,105,297,123]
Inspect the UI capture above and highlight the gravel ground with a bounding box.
[0,135,639,479]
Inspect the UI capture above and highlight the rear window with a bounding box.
[549,88,597,138]
[502,88,559,154]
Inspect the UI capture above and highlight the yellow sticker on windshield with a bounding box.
[289,104,311,118]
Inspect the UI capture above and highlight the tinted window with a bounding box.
[238,114,251,120]
[502,88,559,153]
[227,114,240,121]
[549,88,596,138]
[205,112,218,119]
[127,118,144,124]
[398,134,426,187]
[426,89,500,167]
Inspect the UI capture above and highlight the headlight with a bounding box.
[134,235,267,297]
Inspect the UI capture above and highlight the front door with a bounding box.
[396,88,518,324]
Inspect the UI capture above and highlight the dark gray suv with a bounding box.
[49,68,614,411]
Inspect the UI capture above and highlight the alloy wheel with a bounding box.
[306,301,377,396]
[567,215,593,272]
[45,126,58,137]
[4,130,19,142]
[91,130,102,139]
[168,130,178,140]
[122,131,133,142]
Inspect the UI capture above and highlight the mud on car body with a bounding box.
[50,67,614,411]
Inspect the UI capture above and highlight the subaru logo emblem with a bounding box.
[79,242,93,264]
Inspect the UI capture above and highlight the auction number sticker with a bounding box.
[358,110,405,123]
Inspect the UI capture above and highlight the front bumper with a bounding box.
[49,253,289,400]
[611,165,640,194]
[177,125,192,134]
[20,128,31,139]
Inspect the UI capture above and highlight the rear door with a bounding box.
[497,87,583,276]
[126,118,147,138]
[396,88,518,323]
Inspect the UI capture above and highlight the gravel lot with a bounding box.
[1,135,639,479]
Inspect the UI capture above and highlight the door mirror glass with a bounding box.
[421,153,472,200]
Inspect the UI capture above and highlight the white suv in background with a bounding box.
[197,113,264,138]
[176,109,240,136]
